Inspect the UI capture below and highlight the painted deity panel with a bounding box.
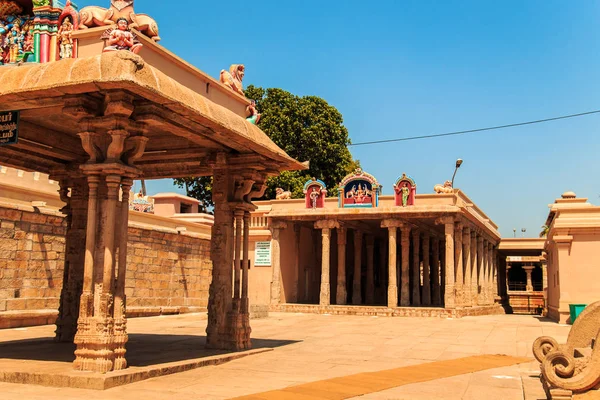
[338,168,381,208]
[0,13,34,65]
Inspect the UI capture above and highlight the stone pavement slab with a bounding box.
[0,312,571,399]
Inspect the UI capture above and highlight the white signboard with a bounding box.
[254,241,272,267]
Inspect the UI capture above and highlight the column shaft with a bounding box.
[336,227,347,305]
[352,231,363,305]
[270,225,283,305]
[454,223,463,306]
[422,234,431,306]
[444,223,455,308]
[411,230,421,306]
[477,237,484,305]
[470,232,478,307]
[432,237,441,306]
[233,211,243,302]
[386,226,398,308]
[366,236,375,304]
[320,228,332,306]
[463,227,471,307]
[400,227,411,306]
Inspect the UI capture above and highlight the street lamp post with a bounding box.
[451,158,463,188]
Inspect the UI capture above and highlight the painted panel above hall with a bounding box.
[338,168,382,208]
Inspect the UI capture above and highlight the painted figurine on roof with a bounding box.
[393,173,417,207]
[57,16,73,59]
[303,178,327,209]
[220,64,245,96]
[102,17,142,54]
[0,0,79,65]
[338,168,381,208]
[246,100,261,125]
[78,0,160,41]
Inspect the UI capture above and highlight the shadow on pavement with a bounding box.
[0,334,299,367]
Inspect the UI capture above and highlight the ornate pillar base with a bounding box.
[73,292,128,373]
[224,300,252,351]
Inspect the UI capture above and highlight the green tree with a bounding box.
[174,86,358,209]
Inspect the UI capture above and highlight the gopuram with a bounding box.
[247,171,505,317]
[0,0,305,373]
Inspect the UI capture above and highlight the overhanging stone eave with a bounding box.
[0,52,306,173]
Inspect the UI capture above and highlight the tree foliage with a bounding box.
[174,86,358,209]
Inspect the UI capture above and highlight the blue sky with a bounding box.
[76,0,600,238]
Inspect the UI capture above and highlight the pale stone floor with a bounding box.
[0,312,571,400]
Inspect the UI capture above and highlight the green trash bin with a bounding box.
[569,304,587,324]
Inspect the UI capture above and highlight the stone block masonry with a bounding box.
[0,203,212,329]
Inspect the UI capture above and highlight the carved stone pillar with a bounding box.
[233,209,244,305]
[411,229,421,306]
[432,237,441,306]
[492,247,499,301]
[470,231,478,307]
[381,220,401,308]
[462,227,471,307]
[291,224,301,303]
[454,222,464,307]
[315,220,339,306]
[352,230,363,305]
[269,221,287,305]
[66,95,149,372]
[477,236,485,305]
[487,243,494,304]
[336,226,347,305]
[436,218,455,309]
[242,211,251,311]
[366,235,375,304]
[400,224,411,307]
[206,166,235,350]
[55,177,88,343]
[113,178,133,370]
[422,233,431,306]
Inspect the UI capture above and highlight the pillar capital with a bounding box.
[381,219,406,229]
[269,220,288,232]
[435,216,455,226]
[463,226,471,236]
[337,226,347,245]
[315,219,340,230]
[411,228,420,238]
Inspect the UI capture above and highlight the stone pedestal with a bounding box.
[524,265,535,292]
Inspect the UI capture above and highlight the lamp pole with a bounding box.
[521,228,527,238]
[451,158,463,188]
[513,228,516,238]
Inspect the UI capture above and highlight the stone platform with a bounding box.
[0,314,294,390]
[274,303,505,318]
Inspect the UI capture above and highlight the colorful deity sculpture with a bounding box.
[220,64,245,96]
[393,173,417,207]
[338,168,382,208]
[303,178,327,209]
[246,100,261,125]
[58,16,73,59]
[5,20,24,63]
[102,17,142,54]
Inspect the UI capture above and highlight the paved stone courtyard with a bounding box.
[0,312,570,399]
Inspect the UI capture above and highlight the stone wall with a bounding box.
[0,203,212,329]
